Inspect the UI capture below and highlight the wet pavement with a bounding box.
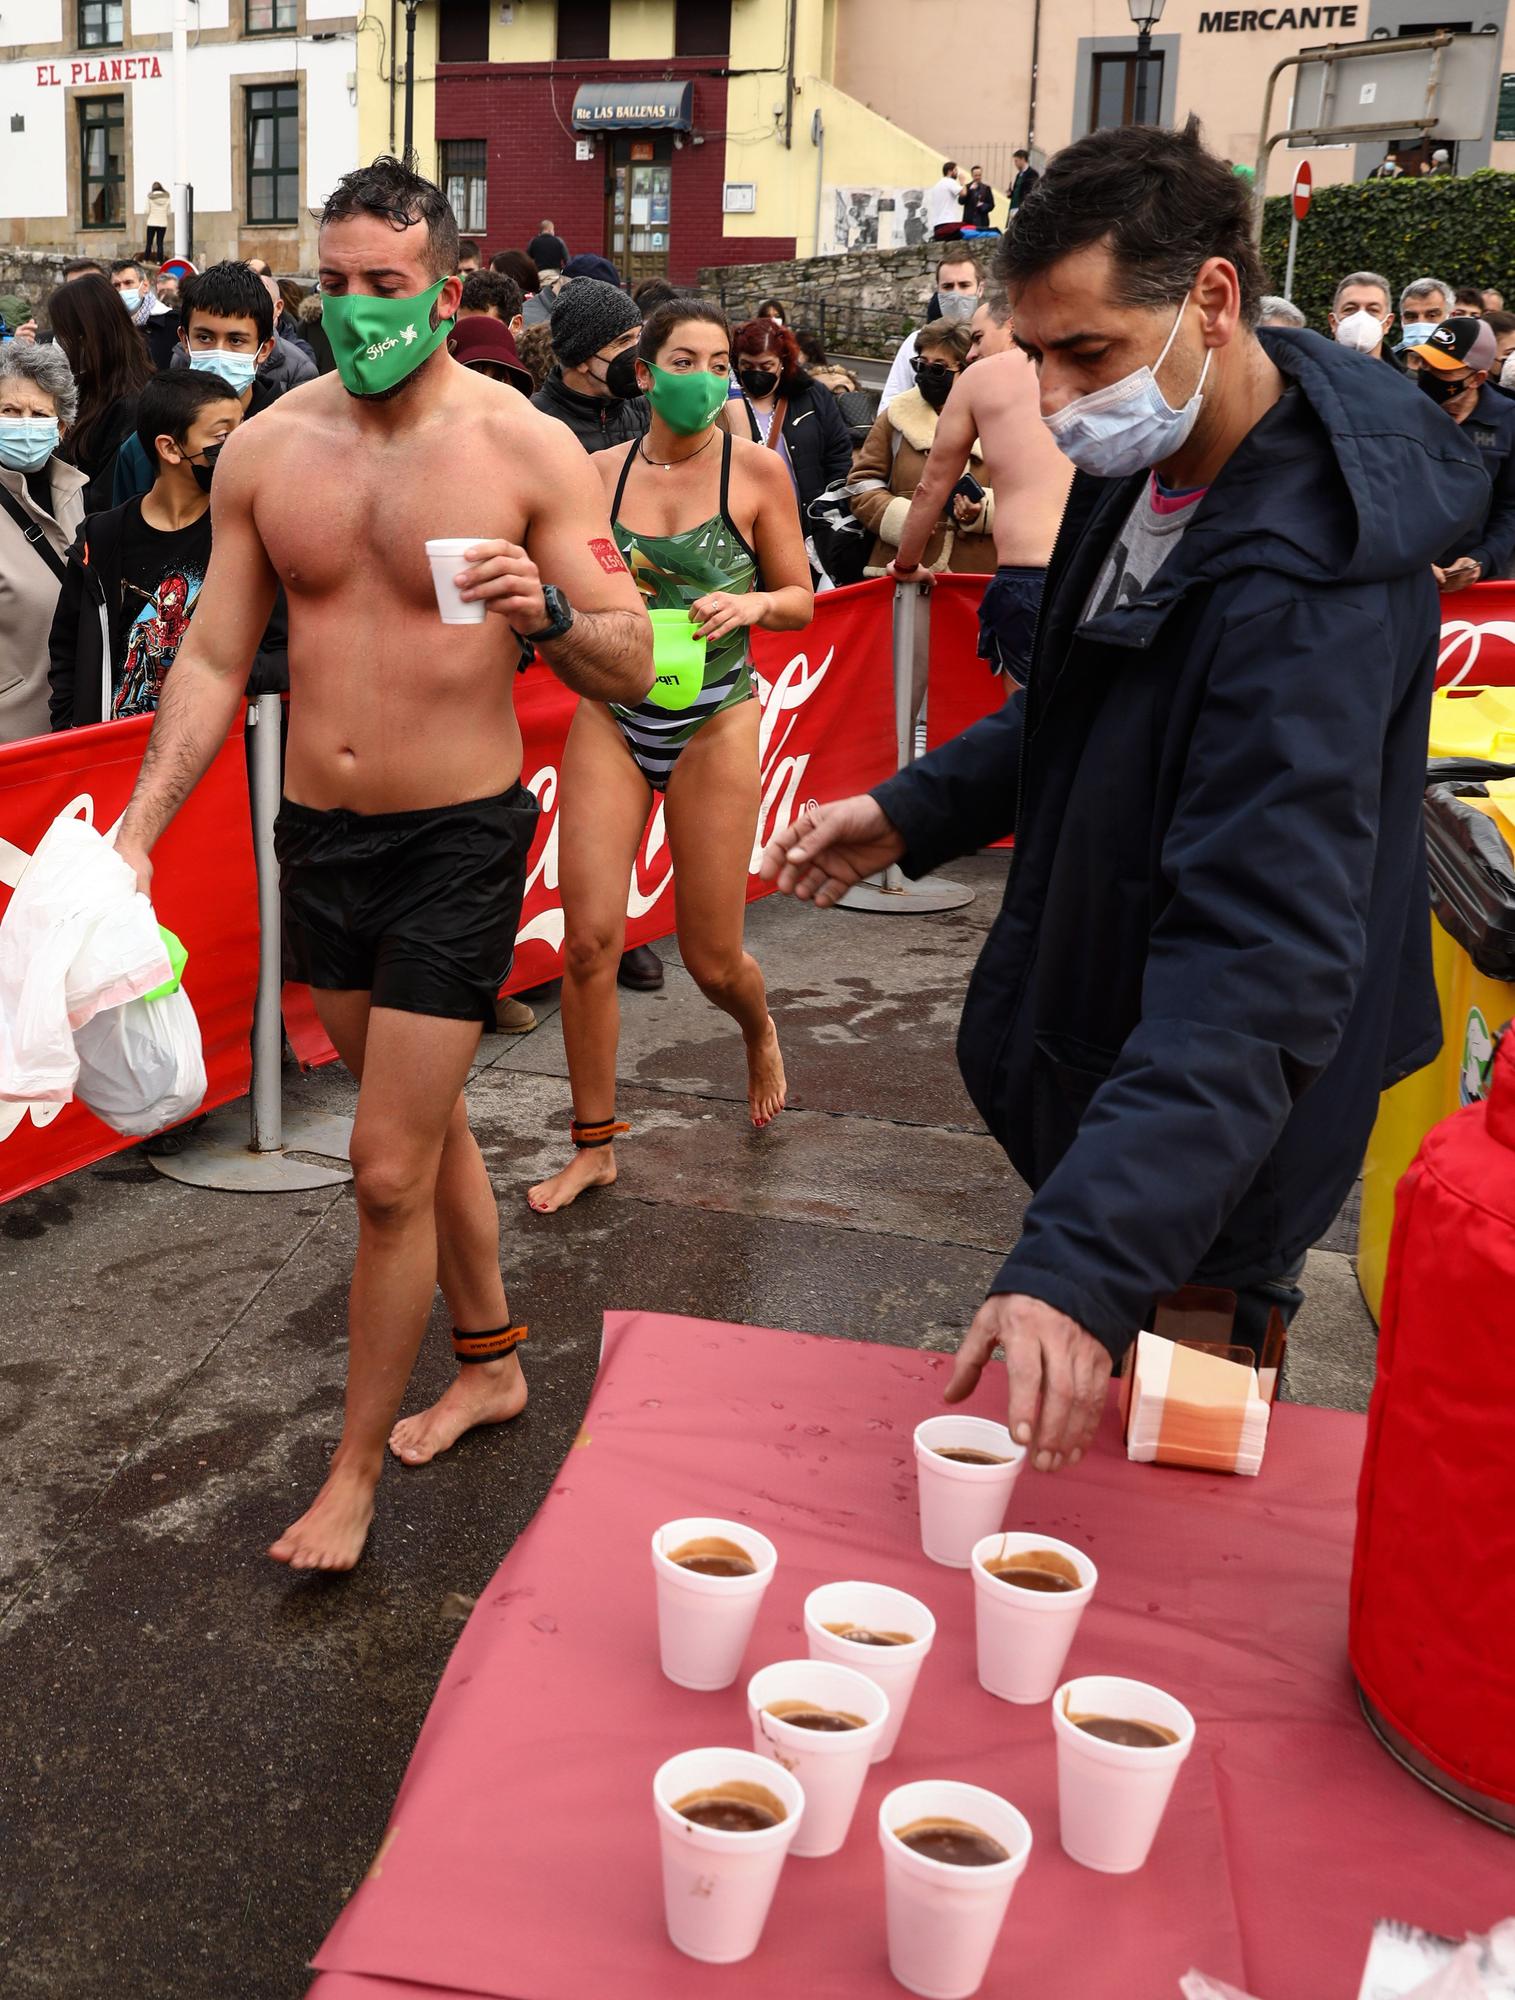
[0,853,1379,1998]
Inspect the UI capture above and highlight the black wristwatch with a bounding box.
[522,585,574,645]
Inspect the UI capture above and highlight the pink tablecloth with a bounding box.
[311,1312,1510,2000]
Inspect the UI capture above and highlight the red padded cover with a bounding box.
[1351,1031,1515,1803]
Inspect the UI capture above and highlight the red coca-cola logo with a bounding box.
[516,641,833,955]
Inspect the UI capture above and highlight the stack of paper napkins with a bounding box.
[1125,1330,1271,1477]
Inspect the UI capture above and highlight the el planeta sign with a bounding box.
[36,55,164,84]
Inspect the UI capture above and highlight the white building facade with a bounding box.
[0,0,359,269]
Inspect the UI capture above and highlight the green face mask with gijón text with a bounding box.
[321,276,455,398]
[642,361,731,436]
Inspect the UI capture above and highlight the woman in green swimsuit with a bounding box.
[529,299,814,1213]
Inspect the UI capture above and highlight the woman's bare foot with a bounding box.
[388,1353,528,1466]
[747,1016,787,1128]
[269,1459,377,1572]
[527,1145,617,1214]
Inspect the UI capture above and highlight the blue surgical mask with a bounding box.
[117,287,142,314]
[1400,322,1437,348]
[188,349,259,394]
[0,416,61,471]
[1043,299,1211,479]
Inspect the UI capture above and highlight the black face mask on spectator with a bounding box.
[604,349,644,399]
[189,440,225,493]
[1417,369,1468,407]
[739,366,781,400]
[915,360,955,409]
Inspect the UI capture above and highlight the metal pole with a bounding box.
[388,0,398,155]
[149,700,353,1191]
[1026,0,1042,159]
[1283,210,1299,301]
[402,0,418,166]
[811,109,825,257]
[892,581,916,775]
[171,0,189,258]
[782,0,796,150]
[837,585,974,915]
[1134,27,1151,126]
[248,693,283,1154]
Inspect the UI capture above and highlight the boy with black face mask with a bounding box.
[48,369,241,726]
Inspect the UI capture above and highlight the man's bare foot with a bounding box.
[747,1016,787,1129]
[527,1145,617,1214]
[388,1353,529,1466]
[269,1460,377,1572]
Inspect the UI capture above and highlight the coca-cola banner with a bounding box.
[6,575,1514,1204]
[0,585,897,1198]
[1435,582,1515,687]
[505,579,897,989]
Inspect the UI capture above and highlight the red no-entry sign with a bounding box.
[1292,161,1313,221]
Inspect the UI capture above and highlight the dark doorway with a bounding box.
[605,134,672,284]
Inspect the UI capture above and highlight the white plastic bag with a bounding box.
[0,796,168,1104]
[73,984,206,1137]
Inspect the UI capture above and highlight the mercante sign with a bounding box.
[1198,6,1360,26]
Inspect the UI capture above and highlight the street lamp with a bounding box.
[1128,0,1167,127]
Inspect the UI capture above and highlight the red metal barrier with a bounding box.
[0,714,257,1201]
[1,583,897,1198]
[7,576,1514,1203]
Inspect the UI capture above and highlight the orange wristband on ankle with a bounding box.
[570,1118,630,1149]
[452,1323,528,1363]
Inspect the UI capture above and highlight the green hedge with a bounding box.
[1260,169,1515,330]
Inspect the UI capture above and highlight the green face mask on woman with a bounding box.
[642,361,730,436]
[321,276,455,398]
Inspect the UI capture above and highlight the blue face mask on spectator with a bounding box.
[188,349,259,394]
[1400,323,1437,348]
[117,287,142,314]
[1043,299,1211,479]
[0,415,61,470]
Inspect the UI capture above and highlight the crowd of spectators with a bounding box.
[5,196,1515,769]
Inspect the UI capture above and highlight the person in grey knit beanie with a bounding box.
[530,276,651,455]
[548,277,640,369]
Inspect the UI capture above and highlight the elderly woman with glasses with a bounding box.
[0,339,85,744]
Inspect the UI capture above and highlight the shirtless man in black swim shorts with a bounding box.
[115,159,652,1571]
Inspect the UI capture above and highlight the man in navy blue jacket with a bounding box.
[762,118,1488,1476]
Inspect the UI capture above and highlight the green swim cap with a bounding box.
[645,608,707,712]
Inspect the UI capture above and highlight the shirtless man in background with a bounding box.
[115,159,652,1572]
[891,280,1073,684]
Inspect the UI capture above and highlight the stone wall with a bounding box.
[697,241,991,356]
[0,248,83,325]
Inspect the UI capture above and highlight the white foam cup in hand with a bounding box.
[804,1581,936,1762]
[425,538,486,624]
[652,1746,805,1963]
[746,1658,890,1857]
[1052,1675,1195,1873]
[651,1518,777,1691]
[913,1416,1026,1567]
[878,1779,1032,2000]
[970,1530,1096,1705]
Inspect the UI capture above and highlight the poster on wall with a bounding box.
[821,186,929,254]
